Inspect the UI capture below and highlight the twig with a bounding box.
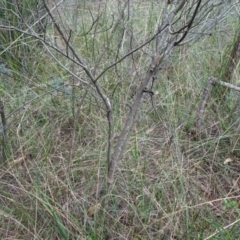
[215,79,240,92]
[93,0,130,75]
[0,99,7,163]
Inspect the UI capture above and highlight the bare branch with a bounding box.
[96,26,168,82]
[0,99,7,164]
[43,1,94,81]
[93,0,130,75]
[212,79,240,92]
[174,0,202,46]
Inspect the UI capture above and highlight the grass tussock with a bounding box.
[0,1,240,239]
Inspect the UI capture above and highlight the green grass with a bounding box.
[0,1,240,239]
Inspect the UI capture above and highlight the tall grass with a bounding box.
[0,1,240,239]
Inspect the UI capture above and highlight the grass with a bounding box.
[0,0,240,239]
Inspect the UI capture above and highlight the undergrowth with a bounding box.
[0,1,240,239]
